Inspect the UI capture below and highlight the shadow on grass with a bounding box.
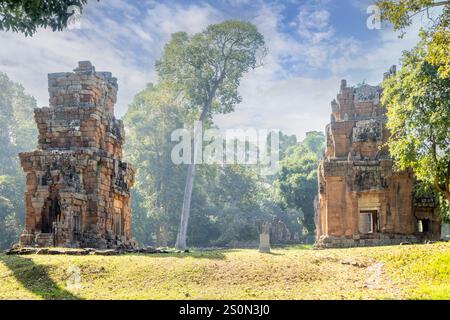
[264,251,285,256]
[0,254,82,300]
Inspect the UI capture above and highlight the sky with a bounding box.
[0,0,424,140]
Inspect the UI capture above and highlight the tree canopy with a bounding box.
[275,131,325,236]
[0,0,93,36]
[156,20,267,121]
[382,44,450,219]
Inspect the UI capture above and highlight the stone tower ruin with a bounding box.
[315,75,441,248]
[19,61,135,249]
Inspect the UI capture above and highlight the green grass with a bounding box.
[376,244,450,299]
[0,242,448,300]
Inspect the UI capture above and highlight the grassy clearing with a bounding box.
[0,242,448,300]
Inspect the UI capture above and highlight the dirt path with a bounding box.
[364,261,403,298]
[366,262,383,289]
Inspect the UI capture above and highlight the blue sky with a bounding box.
[0,0,423,139]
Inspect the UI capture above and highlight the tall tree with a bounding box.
[382,45,450,217]
[377,0,450,78]
[155,21,267,250]
[0,0,95,36]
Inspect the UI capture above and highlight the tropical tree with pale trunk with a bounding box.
[382,44,450,219]
[155,20,267,250]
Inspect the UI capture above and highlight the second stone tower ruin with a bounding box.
[315,75,441,248]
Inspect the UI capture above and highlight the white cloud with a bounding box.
[300,9,329,30]
[328,18,422,84]
[297,6,334,44]
[214,75,341,139]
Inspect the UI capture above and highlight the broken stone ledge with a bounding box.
[314,234,447,249]
[3,246,178,256]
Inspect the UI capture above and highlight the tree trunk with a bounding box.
[175,162,196,250]
[175,117,205,250]
[445,192,450,204]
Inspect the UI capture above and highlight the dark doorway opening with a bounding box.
[113,209,122,236]
[41,196,61,234]
[73,214,81,241]
[418,219,430,233]
[359,210,379,234]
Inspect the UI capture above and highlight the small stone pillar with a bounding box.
[258,221,271,253]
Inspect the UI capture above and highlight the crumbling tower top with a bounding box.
[48,60,118,115]
[35,61,124,156]
[325,79,387,160]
